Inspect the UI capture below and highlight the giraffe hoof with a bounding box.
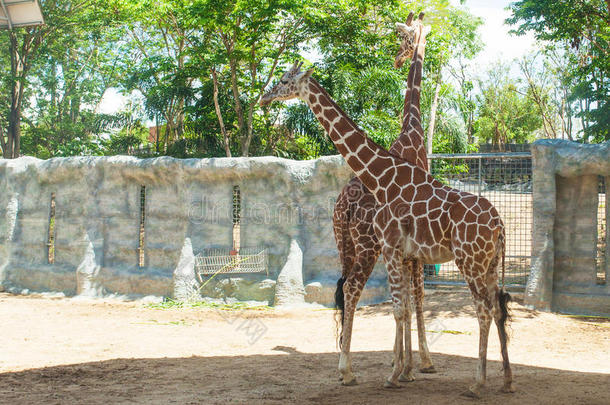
[419,365,437,374]
[384,379,401,389]
[501,383,516,393]
[398,372,415,382]
[341,377,358,386]
[461,386,482,399]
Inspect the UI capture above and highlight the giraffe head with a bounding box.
[260,61,313,106]
[394,12,430,68]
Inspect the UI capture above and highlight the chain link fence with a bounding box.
[425,153,533,288]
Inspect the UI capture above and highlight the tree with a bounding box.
[474,62,542,149]
[181,0,320,157]
[508,0,610,141]
[517,50,579,140]
[0,0,119,158]
[423,6,483,155]
[118,0,198,152]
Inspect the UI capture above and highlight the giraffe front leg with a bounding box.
[384,298,405,388]
[399,266,415,382]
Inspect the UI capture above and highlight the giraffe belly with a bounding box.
[421,247,454,264]
[404,237,454,264]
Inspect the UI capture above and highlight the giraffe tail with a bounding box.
[334,276,346,348]
[497,227,512,340]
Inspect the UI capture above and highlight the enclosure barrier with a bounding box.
[525,140,609,316]
[1,144,607,315]
[427,152,532,287]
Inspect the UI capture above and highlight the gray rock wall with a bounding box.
[526,140,610,316]
[0,155,389,305]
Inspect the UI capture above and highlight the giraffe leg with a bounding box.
[491,284,515,393]
[338,275,360,386]
[462,278,493,399]
[412,260,435,373]
[382,246,406,389]
[399,263,415,382]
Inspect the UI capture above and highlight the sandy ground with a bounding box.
[0,291,608,405]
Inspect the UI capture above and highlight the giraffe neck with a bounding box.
[301,77,412,205]
[389,24,428,170]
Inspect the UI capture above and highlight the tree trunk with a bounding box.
[230,63,247,156]
[6,33,27,159]
[241,102,255,157]
[0,125,6,157]
[426,74,442,156]
[211,67,231,157]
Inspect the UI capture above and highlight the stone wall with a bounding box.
[525,140,610,316]
[0,155,389,305]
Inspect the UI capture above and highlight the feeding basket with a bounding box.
[195,247,268,282]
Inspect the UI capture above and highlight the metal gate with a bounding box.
[425,152,533,288]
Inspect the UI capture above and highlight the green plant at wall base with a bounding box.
[147,299,272,312]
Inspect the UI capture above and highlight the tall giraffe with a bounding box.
[333,12,434,387]
[260,63,514,397]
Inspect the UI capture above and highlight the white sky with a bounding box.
[98,0,537,116]
[456,0,537,68]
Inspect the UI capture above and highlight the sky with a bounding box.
[97,0,537,116]
[457,0,536,68]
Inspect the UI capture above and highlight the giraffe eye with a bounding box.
[281,79,288,84]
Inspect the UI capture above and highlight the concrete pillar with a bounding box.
[525,144,556,310]
[553,175,598,290]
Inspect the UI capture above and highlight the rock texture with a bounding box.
[526,139,610,316]
[274,239,306,306]
[0,155,389,305]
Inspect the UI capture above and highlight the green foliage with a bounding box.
[2,0,498,159]
[508,0,609,141]
[147,298,272,311]
[102,123,150,156]
[433,114,472,154]
[473,63,542,149]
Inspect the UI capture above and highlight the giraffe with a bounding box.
[260,63,514,398]
[332,12,435,387]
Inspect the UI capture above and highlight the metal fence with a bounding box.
[425,152,533,288]
[597,176,607,285]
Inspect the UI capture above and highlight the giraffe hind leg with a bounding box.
[338,254,377,386]
[412,260,436,373]
[461,272,493,399]
[382,246,408,388]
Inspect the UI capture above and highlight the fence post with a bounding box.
[606,176,609,288]
[478,157,482,196]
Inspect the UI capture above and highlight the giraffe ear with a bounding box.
[395,22,410,35]
[303,68,314,78]
[422,25,431,37]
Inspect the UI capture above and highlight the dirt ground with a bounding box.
[0,291,608,405]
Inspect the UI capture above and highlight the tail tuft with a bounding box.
[498,288,512,341]
[334,276,346,348]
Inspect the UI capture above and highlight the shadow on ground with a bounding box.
[356,290,544,321]
[0,351,607,405]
